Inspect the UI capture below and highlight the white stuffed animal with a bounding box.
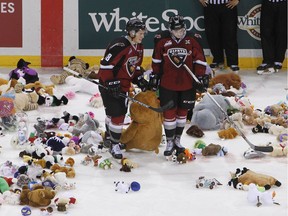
[64,76,100,95]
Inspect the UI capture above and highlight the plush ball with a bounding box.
[21,206,32,216]
[130,181,141,192]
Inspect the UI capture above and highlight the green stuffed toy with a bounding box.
[0,177,10,193]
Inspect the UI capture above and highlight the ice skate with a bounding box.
[174,136,185,155]
[210,62,224,74]
[164,139,175,156]
[230,65,240,74]
[274,63,282,73]
[257,64,275,75]
[109,143,123,159]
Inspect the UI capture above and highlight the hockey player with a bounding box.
[149,14,211,157]
[98,18,148,159]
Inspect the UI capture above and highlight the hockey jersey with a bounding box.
[152,31,207,91]
[98,36,144,92]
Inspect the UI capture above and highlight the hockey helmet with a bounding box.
[169,15,186,30]
[126,18,146,37]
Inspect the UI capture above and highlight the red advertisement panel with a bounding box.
[0,0,22,47]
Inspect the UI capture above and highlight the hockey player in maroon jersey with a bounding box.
[98,18,148,159]
[149,14,211,157]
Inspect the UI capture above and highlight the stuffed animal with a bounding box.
[50,164,76,178]
[191,94,230,130]
[68,112,99,136]
[222,112,245,133]
[63,75,101,96]
[264,104,284,117]
[20,185,56,207]
[50,56,90,85]
[228,167,281,190]
[247,183,279,207]
[196,176,222,189]
[12,85,40,112]
[120,91,163,154]
[0,177,10,193]
[201,143,228,156]
[9,58,39,84]
[218,127,238,139]
[209,73,242,90]
[24,81,55,96]
[270,143,288,157]
[186,125,204,137]
[89,93,103,108]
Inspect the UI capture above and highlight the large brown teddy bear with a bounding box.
[120,91,163,154]
[209,73,242,90]
[20,185,56,207]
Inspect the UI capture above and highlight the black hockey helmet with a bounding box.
[126,18,146,37]
[169,15,186,30]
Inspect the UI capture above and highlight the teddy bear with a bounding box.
[50,56,90,85]
[9,58,39,84]
[264,104,284,117]
[270,143,288,157]
[190,94,231,130]
[222,112,245,133]
[3,83,40,112]
[186,125,205,138]
[241,107,260,126]
[228,167,281,190]
[201,143,228,156]
[68,112,99,136]
[209,73,242,90]
[120,91,163,154]
[218,127,238,139]
[20,185,56,207]
[24,81,55,96]
[50,164,76,178]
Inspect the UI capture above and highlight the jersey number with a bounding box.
[105,53,112,62]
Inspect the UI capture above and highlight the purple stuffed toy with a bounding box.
[9,58,39,84]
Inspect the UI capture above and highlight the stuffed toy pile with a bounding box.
[120,91,163,154]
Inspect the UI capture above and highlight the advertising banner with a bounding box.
[78,0,264,50]
[0,0,22,47]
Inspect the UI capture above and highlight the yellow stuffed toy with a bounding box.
[120,91,163,154]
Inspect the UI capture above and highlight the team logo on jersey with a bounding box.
[167,48,187,68]
[126,56,138,77]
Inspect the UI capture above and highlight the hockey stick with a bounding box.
[63,67,174,113]
[174,60,273,152]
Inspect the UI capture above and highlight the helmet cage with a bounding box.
[169,15,186,30]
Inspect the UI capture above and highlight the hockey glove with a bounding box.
[135,74,149,92]
[148,73,160,91]
[196,74,210,93]
[106,79,121,98]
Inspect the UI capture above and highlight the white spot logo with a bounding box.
[238,4,261,41]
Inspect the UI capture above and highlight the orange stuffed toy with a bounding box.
[120,91,163,154]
